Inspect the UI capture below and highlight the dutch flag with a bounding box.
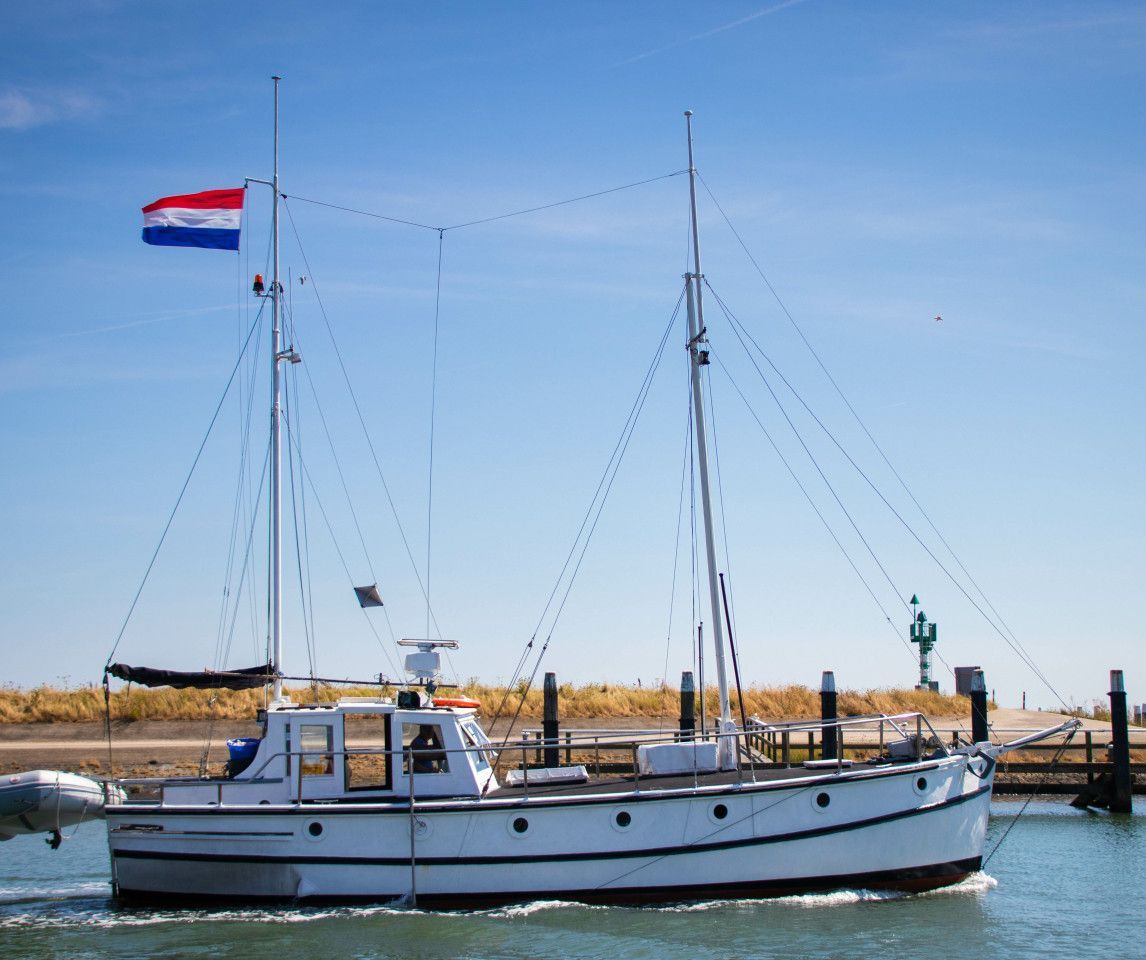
[141,188,244,250]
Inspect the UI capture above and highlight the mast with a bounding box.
[684,110,734,769]
[270,76,284,701]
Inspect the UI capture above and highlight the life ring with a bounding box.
[432,697,481,709]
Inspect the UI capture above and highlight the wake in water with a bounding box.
[0,900,414,930]
[0,875,998,929]
[641,875,993,913]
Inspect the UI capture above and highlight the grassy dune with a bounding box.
[0,682,968,724]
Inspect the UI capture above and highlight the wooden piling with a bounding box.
[971,669,989,743]
[679,671,696,740]
[1109,669,1133,813]
[821,671,838,761]
[543,672,559,768]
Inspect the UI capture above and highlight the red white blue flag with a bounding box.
[141,188,244,250]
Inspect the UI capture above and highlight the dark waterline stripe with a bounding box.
[115,857,982,908]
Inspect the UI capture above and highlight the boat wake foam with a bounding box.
[0,902,412,929]
[480,899,608,919]
[917,872,997,897]
[0,875,1001,928]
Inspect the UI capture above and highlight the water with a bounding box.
[2,801,1142,959]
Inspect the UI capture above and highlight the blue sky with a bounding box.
[2,2,1143,711]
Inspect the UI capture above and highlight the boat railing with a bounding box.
[522,711,952,771]
[114,711,952,805]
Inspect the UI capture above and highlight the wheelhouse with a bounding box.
[149,698,497,807]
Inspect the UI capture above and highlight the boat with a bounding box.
[99,84,1078,905]
[1,770,123,848]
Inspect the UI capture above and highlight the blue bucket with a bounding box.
[226,737,261,763]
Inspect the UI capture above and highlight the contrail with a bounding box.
[47,304,234,340]
[617,0,810,67]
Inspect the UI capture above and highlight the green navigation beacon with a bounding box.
[909,594,939,692]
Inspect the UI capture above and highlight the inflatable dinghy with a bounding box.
[0,770,124,848]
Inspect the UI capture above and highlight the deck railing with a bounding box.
[115,711,968,804]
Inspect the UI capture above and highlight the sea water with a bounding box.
[1,801,1141,960]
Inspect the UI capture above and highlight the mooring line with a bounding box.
[983,729,1077,867]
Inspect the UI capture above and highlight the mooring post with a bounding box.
[1109,669,1133,813]
[680,670,696,741]
[821,671,838,761]
[543,672,560,769]
[971,669,989,743]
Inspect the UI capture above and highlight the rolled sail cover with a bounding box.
[107,662,275,690]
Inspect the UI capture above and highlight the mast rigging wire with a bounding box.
[283,371,318,678]
[711,353,917,663]
[283,170,687,234]
[659,388,694,727]
[710,324,913,634]
[708,283,1066,705]
[484,297,683,742]
[105,301,268,669]
[295,350,383,588]
[217,441,272,673]
[698,173,1061,704]
[282,200,448,644]
[213,310,267,670]
[529,291,685,645]
[702,345,740,651]
[708,287,969,679]
[290,357,321,675]
[426,228,444,642]
[283,423,403,679]
[520,307,679,658]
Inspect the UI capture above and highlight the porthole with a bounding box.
[613,810,632,831]
[913,776,929,796]
[303,819,325,841]
[814,791,831,810]
[709,802,729,824]
[508,815,531,837]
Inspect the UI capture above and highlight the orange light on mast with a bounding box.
[252,274,265,295]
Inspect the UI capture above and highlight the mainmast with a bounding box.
[269,76,284,701]
[684,111,735,769]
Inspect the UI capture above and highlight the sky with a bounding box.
[1,1,1143,712]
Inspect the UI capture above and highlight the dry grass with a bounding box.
[0,682,969,724]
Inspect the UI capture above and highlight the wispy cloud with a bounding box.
[617,0,810,67]
[950,9,1146,45]
[47,304,235,340]
[0,86,101,131]
[12,305,236,346]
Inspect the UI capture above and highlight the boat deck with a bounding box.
[484,759,913,801]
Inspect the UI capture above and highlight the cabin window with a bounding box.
[299,724,334,777]
[403,722,449,774]
[344,712,391,791]
[460,721,491,771]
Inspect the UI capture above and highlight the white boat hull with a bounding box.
[107,754,993,905]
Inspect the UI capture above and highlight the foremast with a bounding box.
[269,76,284,701]
[684,111,735,769]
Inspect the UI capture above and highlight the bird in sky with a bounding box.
[934,314,943,322]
